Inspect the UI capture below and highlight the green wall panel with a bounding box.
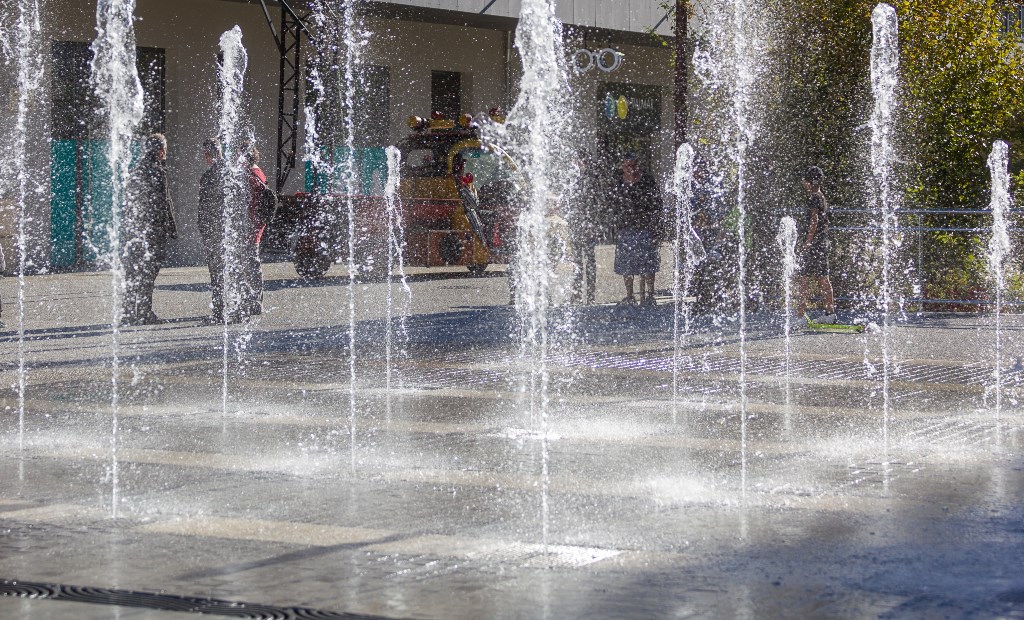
[50,140,78,267]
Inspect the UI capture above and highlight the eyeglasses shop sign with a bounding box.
[601,89,660,132]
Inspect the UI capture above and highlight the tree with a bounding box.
[675,0,689,148]
[751,0,1024,304]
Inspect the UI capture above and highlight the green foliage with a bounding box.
[896,0,1024,212]
[752,0,1024,305]
[895,0,1024,306]
[923,231,989,308]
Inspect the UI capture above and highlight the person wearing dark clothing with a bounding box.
[567,159,605,305]
[0,243,6,329]
[122,133,176,325]
[197,138,227,322]
[690,160,736,314]
[795,165,836,323]
[240,144,268,318]
[612,154,662,306]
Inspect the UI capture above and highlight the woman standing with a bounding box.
[612,153,663,306]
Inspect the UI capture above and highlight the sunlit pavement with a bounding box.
[1,253,1023,619]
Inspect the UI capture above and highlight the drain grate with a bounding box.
[0,579,393,619]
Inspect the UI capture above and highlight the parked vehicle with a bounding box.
[286,111,520,280]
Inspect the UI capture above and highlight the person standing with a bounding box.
[612,153,663,306]
[122,133,176,325]
[197,138,227,322]
[0,241,6,329]
[241,143,268,318]
[795,165,836,323]
[567,157,604,305]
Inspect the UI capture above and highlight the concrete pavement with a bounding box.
[1,252,1023,619]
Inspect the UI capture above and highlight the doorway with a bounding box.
[50,42,165,268]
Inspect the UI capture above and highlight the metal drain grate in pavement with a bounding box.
[0,579,393,619]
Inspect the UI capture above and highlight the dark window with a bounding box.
[50,41,166,139]
[51,42,94,141]
[353,65,391,147]
[431,70,461,120]
[1000,6,1024,42]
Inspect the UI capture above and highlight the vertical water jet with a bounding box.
[2,0,41,461]
[340,0,366,470]
[777,216,798,432]
[383,145,411,404]
[730,0,755,502]
[671,143,697,420]
[484,0,574,553]
[870,3,899,460]
[986,140,1011,427]
[90,0,145,517]
[216,26,250,416]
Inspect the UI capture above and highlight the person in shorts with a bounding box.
[795,165,836,323]
[612,153,663,306]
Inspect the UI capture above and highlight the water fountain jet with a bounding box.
[671,143,697,420]
[383,145,411,408]
[90,0,145,517]
[2,0,41,464]
[484,0,575,553]
[776,216,798,431]
[870,2,900,463]
[986,140,1011,429]
[216,25,251,417]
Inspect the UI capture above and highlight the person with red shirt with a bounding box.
[241,143,267,318]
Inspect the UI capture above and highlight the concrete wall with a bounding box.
[362,17,510,149]
[382,0,674,36]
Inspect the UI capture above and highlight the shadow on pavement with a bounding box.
[155,269,507,293]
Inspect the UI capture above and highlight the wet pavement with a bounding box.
[1,255,1023,619]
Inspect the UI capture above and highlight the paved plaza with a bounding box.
[1,251,1023,619]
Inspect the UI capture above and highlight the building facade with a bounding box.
[1,0,682,269]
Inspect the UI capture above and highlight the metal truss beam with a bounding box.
[259,0,309,193]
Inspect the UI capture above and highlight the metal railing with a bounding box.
[827,207,1022,308]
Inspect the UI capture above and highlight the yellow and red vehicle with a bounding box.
[288,111,520,279]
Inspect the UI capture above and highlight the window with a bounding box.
[352,65,391,147]
[50,42,165,140]
[431,70,461,119]
[1000,5,1024,42]
[458,147,511,187]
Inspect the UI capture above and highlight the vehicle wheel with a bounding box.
[467,263,489,276]
[438,233,464,265]
[295,250,331,279]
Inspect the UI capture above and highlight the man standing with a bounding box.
[567,157,604,305]
[122,133,176,325]
[795,165,836,323]
[612,153,662,306]
[197,138,226,322]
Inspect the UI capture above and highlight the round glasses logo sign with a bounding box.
[573,48,624,73]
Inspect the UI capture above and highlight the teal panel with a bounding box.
[304,146,335,195]
[360,147,387,195]
[304,147,381,195]
[86,140,113,261]
[332,146,354,195]
[50,140,78,267]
